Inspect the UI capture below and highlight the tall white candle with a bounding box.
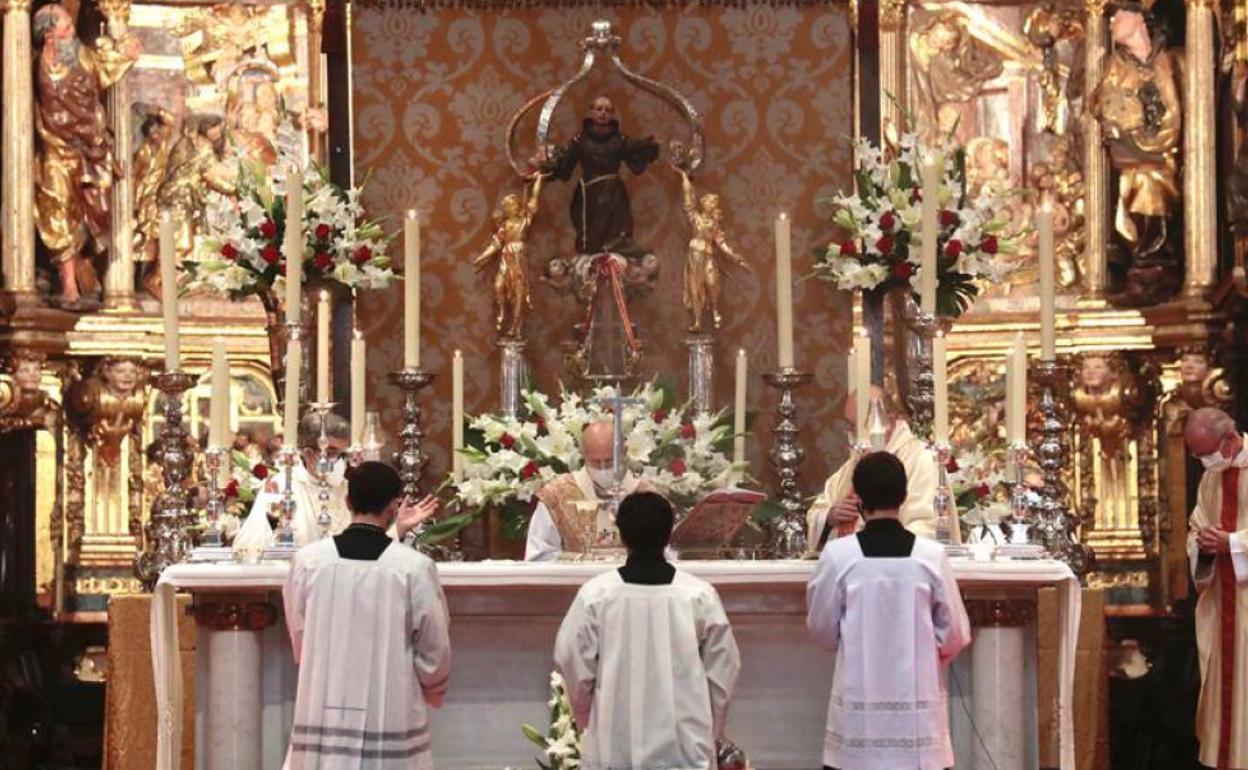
[159,213,179,372]
[284,343,302,445]
[209,339,229,449]
[351,331,366,446]
[774,213,795,370]
[452,350,464,481]
[1037,206,1057,360]
[919,156,940,315]
[855,331,871,441]
[316,290,331,402]
[1007,332,1027,443]
[733,349,747,465]
[404,211,421,370]
[284,167,304,324]
[933,332,949,444]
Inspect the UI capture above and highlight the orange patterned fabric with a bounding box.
[352,6,854,488]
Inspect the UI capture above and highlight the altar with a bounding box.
[152,558,1080,770]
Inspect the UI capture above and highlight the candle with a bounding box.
[159,213,179,372]
[854,331,871,441]
[284,167,304,324]
[919,155,940,315]
[1006,332,1027,443]
[284,342,302,445]
[933,332,948,445]
[404,211,421,370]
[774,213,795,370]
[209,339,229,449]
[1037,206,1056,360]
[733,349,747,465]
[351,331,366,446]
[452,350,464,481]
[316,290,330,402]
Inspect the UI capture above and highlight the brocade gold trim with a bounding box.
[74,575,143,595]
[355,0,843,7]
[1087,569,1149,589]
[192,600,279,631]
[964,598,1037,628]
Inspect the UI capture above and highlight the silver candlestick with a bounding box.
[201,448,227,547]
[307,401,337,539]
[135,371,197,589]
[267,447,300,556]
[764,369,813,557]
[685,334,715,417]
[499,337,528,419]
[1031,360,1093,575]
[997,442,1045,559]
[389,368,436,500]
[931,442,969,556]
[903,307,950,443]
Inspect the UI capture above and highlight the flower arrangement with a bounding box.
[947,447,1044,543]
[220,450,275,519]
[813,132,1020,317]
[184,120,396,299]
[454,381,746,538]
[521,671,581,770]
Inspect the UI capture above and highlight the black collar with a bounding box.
[862,518,905,532]
[618,550,675,585]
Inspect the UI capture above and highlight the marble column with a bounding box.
[966,598,1036,770]
[100,0,137,312]
[1082,0,1109,299]
[878,0,907,139]
[306,0,327,165]
[2,0,38,305]
[193,598,278,770]
[1183,0,1218,300]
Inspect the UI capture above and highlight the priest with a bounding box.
[554,491,740,770]
[238,413,352,549]
[806,385,938,549]
[284,461,449,769]
[1183,407,1248,770]
[806,451,971,770]
[525,420,650,561]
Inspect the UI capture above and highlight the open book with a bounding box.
[670,489,766,554]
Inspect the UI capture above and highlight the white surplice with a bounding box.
[525,469,643,561]
[806,535,971,770]
[554,569,741,770]
[283,538,452,769]
[805,423,940,548]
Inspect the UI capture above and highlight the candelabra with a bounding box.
[903,306,949,442]
[266,447,300,556]
[1031,360,1093,575]
[931,441,969,557]
[134,371,197,589]
[997,443,1046,559]
[764,369,812,557]
[685,334,715,417]
[307,402,337,539]
[187,447,233,562]
[389,368,436,500]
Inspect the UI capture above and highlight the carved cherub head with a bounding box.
[7,352,44,394]
[1179,349,1211,384]
[698,192,721,217]
[1080,355,1115,391]
[101,358,142,398]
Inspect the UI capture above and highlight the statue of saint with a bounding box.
[132,108,176,296]
[474,174,545,339]
[539,96,660,258]
[673,167,749,333]
[1089,2,1182,305]
[909,12,1003,138]
[156,115,235,275]
[32,3,141,308]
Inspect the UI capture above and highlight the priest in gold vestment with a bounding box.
[525,421,653,561]
[806,386,938,551]
[1184,408,1248,770]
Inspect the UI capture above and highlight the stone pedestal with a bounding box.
[966,598,1037,770]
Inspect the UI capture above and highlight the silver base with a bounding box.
[994,543,1047,560]
[261,544,299,561]
[186,546,234,563]
[944,544,972,559]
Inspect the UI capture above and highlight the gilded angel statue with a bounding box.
[673,165,750,334]
[474,174,545,339]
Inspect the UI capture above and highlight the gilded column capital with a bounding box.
[964,598,1037,628]
[1084,0,1107,17]
[0,0,33,14]
[97,0,131,25]
[1185,0,1214,9]
[306,0,326,30]
[880,0,906,29]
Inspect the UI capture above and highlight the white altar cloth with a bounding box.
[152,558,1079,770]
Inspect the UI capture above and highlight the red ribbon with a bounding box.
[579,254,640,358]
[1218,467,1239,770]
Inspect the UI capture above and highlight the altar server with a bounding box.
[806,385,939,548]
[284,462,449,769]
[1184,407,1248,770]
[807,451,970,770]
[554,492,740,770]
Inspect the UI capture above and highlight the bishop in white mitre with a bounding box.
[236,413,352,553]
[525,420,652,561]
[1184,408,1248,770]
[807,452,970,770]
[555,491,740,770]
[806,385,939,550]
[284,462,449,769]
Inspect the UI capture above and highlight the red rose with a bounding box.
[680,422,696,440]
[252,463,269,480]
[974,483,991,499]
[261,245,281,265]
[668,458,687,476]
[534,416,547,435]
[224,479,240,499]
[315,223,332,242]
[652,409,669,423]
[314,252,333,271]
[940,209,958,228]
[879,211,896,231]
[981,235,999,254]
[259,220,277,239]
[875,235,894,254]
[892,262,915,279]
[353,245,372,264]
[840,239,857,256]
[500,433,515,449]
[945,239,963,259]
[521,460,539,480]
[945,456,960,473]
[910,187,922,204]
[220,243,238,260]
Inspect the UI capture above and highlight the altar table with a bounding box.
[152,558,1079,770]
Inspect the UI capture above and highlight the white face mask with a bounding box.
[325,458,348,486]
[588,466,617,491]
[1200,434,1248,471]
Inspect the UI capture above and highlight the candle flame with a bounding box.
[320,289,329,301]
[406,209,418,221]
